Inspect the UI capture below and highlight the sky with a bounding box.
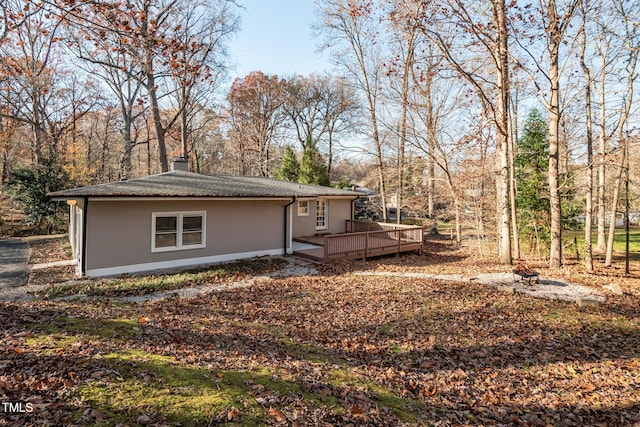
[227,0,332,80]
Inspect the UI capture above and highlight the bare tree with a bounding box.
[282,74,358,177]
[513,0,579,268]
[407,40,449,235]
[382,0,426,224]
[579,0,594,272]
[66,0,237,173]
[419,0,513,264]
[226,71,287,176]
[1,0,43,45]
[604,0,639,267]
[66,20,147,179]
[317,0,390,221]
[0,7,96,162]
[165,0,239,167]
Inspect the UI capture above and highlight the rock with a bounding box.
[137,414,152,425]
[576,296,600,307]
[496,285,515,294]
[603,283,623,296]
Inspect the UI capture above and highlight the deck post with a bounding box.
[364,233,368,260]
[324,235,329,261]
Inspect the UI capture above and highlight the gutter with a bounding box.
[81,197,88,276]
[351,196,360,220]
[284,198,296,256]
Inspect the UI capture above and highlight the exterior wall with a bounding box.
[84,199,287,276]
[292,198,353,237]
[327,198,352,233]
[292,199,316,237]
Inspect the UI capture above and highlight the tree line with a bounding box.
[1,0,638,272]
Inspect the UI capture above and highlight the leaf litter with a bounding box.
[1,239,639,425]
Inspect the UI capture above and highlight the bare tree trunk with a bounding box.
[547,0,565,269]
[427,142,436,233]
[397,49,412,225]
[596,62,607,253]
[604,6,638,267]
[605,148,624,267]
[605,69,637,266]
[181,105,189,163]
[146,70,169,173]
[120,120,134,179]
[494,0,512,265]
[509,90,520,260]
[454,197,461,244]
[579,2,594,272]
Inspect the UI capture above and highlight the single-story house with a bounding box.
[49,167,361,277]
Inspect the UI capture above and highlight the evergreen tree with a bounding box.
[273,146,300,181]
[516,109,550,252]
[7,155,69,234]
[298,140,330,186]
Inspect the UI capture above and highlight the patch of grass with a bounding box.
[564,228,640,257]
[34,257,286,299]
[25,317,140,352]
[36,316,139,339]
[77,350,340,426]
[77,350,248,426]
[327,368,424,423]
[25,334,79,352]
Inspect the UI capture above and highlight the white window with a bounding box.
[297,200,309,216]
[152,211,206,252]
[316,199,327,230]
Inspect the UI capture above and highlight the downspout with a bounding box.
[284,198,296,255]
[81,197,88,276]
[349,197,359,233]
[351,196,360,220]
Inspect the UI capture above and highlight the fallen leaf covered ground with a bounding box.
[1,237,639,426]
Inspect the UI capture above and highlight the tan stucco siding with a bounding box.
[292,199,316,237]
[85,199,286,275]
[327,199,352,233]
[292,198,353,237]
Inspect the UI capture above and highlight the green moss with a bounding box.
[25,334,79,351]
[25,317,139,354]
[77,350,346,426]
[79,351,265,425]
[35,317,139,339]
[328,368,423,423]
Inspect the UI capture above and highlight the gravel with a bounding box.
[354,271,606,302]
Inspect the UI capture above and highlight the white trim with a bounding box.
[316,199,328,230]
[287,203,293,254]
[152,211,206,253]
[85,248,284,277]
[297,200,309,216]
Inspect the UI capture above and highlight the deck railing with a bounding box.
[324,220,423,261]
[345,219,419,233]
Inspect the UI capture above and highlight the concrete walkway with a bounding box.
[0,239,30,289]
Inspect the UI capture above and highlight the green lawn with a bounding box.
[565,227,640,257]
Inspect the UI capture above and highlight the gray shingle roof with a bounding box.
[49,171,361,199]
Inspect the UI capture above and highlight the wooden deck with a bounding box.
[293,220,423,262]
